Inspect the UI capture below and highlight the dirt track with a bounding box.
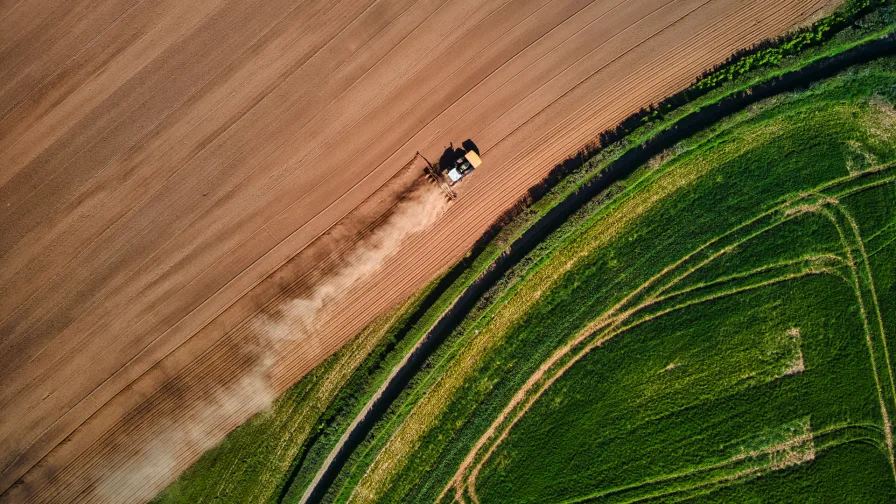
[0,0,834,502]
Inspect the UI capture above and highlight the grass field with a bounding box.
[466,97,896,503]
[153,3,896,503]
[331,55,896,504]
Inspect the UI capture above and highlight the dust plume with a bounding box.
[90,180,448,503]
[252,181,449,346]
[93,355,275,503]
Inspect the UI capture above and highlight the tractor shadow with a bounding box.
[437,145,461,173]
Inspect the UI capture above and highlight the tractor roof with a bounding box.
[463,150,482,168]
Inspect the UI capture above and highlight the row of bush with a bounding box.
[693,0,893,92]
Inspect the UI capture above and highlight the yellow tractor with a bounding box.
[419,145,482,200]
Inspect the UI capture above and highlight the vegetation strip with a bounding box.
[451,171,896,502]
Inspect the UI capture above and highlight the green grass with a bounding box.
[333,59,896,504]
[472,83,896,502]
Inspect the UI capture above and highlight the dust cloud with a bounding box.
[94,357,275,503]
[252,181,449,345]
[91,180,448,503]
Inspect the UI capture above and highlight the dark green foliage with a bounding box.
[693,0,894,92]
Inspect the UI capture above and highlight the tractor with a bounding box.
[419,143,481,200]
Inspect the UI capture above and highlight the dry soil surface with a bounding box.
[0,0,835,502]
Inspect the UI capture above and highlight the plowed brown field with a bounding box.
[0,0,836,502]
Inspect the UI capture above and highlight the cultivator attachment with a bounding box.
[419,151,458,200]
